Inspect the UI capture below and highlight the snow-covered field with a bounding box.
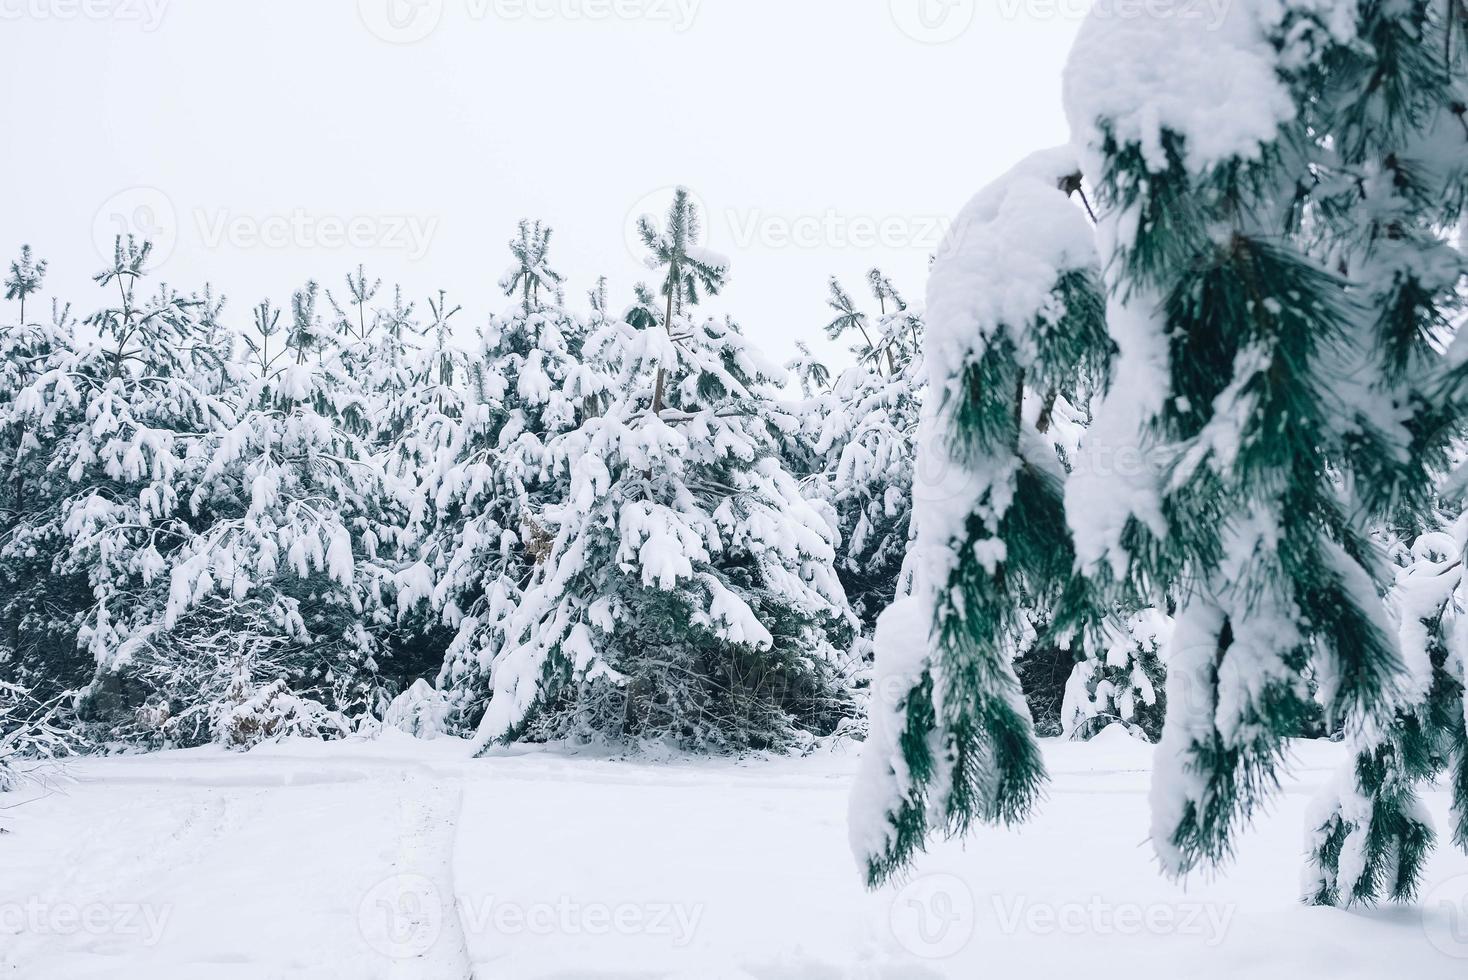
[3,732,1466,979]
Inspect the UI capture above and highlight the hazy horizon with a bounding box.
[2,0,1083,369]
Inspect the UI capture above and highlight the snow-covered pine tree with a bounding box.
[1061,1,1465,888]
[5,245,47,326]
[1,255,72,746]
[424,227,606,732]
[157,278,403,739]
[373,287,436,479]
[849,148,1111,885]
[341,286,470,707]
[1060,607,1171,742]
[476,194,858,752]
[1305,523,1468,906]
[500,219,566,314]
[1,253,73,694]
[636,188,729,415]
[329,265,382,349]
[4,238,234,727]
[790,273,924,631]
[325,268,435,462]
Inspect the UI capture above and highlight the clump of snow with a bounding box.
[924,146,1096,393]
[1063,0,1299,176]
[1149,597,1227,875]
[384,679,453,741]
[915,146,1096,570]
[1393,530,1461,708]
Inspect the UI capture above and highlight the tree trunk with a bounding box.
[652,287,676,416]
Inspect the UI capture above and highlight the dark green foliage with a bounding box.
[861,674,939,887]
[1015,643,1075,738]
[1308,532,1468,905]
[522,580,854,753]
[1307,729,1436,907]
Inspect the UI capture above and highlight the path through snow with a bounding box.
[2,731,1466,978]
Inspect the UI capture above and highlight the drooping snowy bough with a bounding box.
[1063,0,1467,899]
[849,148,1111,885]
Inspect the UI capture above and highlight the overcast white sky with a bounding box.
[1,0,1083,368]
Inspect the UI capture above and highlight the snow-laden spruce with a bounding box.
[1304,525,1468,906]
[1062,0,1466,894]
[475,191,859,752]
[3,240,238,727]
[413,233,609,734]
[155,280,406,742]
[849,148,1112,885]
[1060,608,1170,742]
[786,272,925,632]
[0,255,72,701]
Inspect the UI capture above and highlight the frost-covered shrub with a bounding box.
[104,597,352,749]
[383,679,452,740]
[214,678,350,751]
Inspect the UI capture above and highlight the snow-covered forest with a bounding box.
[3,0,1468,976]
[0,207,915,756]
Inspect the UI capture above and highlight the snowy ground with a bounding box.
[3,731,1466,979]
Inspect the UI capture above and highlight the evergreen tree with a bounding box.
[158,279,403,737]
[849,149,1111,885]
[328,265,382,347]
[1060,607,1170,742]
[1059,1,1466,889]
[3,238,234,728]
[791,273,925,631]
[371,288,432,465]
[500,220,566,314]
[4,245,46,326]
[476,240,858,751]
[426,252,605,732]
[1,266,73,692]
[635,188,729,414]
